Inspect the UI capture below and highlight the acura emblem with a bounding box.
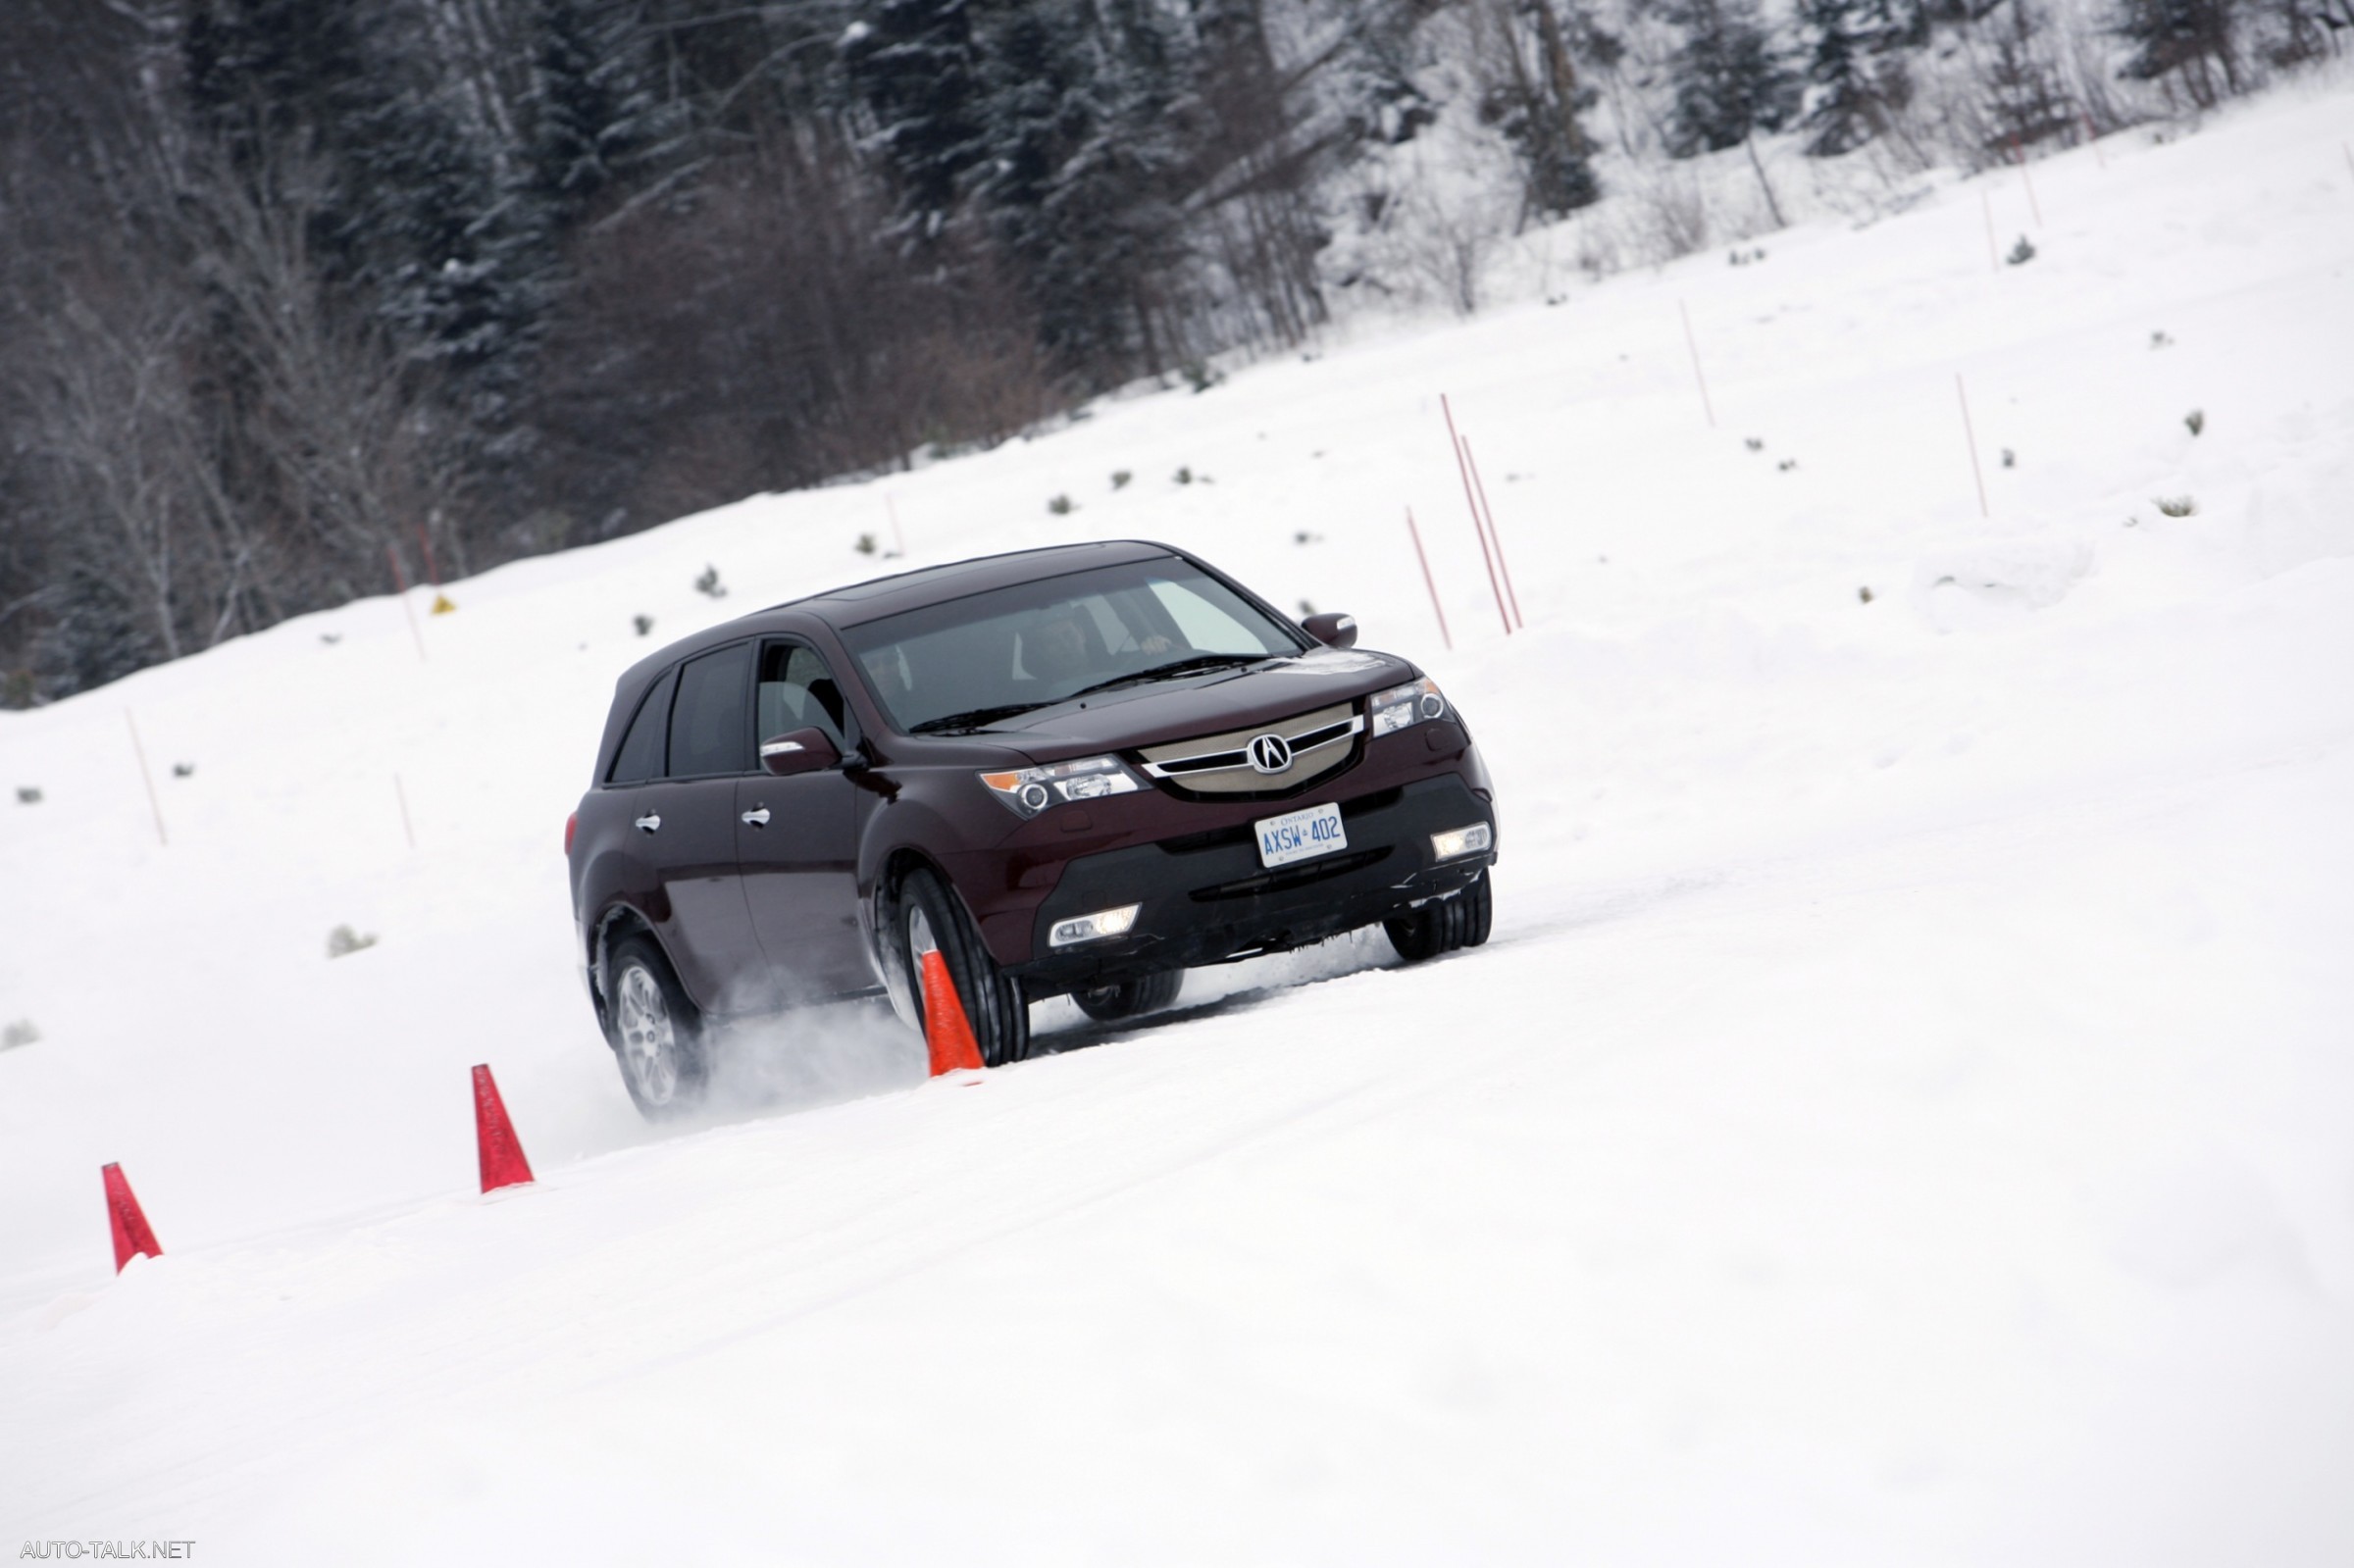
[1248,733,1293,774]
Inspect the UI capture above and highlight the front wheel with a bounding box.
[1384,869,1493,964]
[896,867,1032,1066]
[605,934,710,1118]
[1072,969,1184,1022]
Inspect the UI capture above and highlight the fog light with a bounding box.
[1430,823,1492,861]
[1049,903,1141,947]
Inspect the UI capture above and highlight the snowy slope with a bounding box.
[4,85,2353,1564]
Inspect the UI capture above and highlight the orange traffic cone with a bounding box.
[101,1162,162,1273]
[920,948,986,1076]
[472,1064,536,1193]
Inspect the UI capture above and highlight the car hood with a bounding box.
[990,646,1418,760]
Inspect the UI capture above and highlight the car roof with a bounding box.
[592,539,1192,778]
[792,538,1178,626]
[603,539,1186,714]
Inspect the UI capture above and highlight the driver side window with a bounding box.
[757,642,853,752]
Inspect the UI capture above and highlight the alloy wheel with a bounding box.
[615,962,680,1106]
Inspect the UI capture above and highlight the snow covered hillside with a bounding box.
[4,84,2352,1564]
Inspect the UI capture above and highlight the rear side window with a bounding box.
[668,643,753,778]
[605,670,677,785]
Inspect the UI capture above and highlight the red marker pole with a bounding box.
[1956,373,1990,519]
[1440,394,1513,637]
[385,545,428,663]
[1677,300,1716,429]
[2010,135,2044,228]
[394,772,417,851]
[1404,509,1453,650]
[1459,437,1523,630]
[124,710,167,848]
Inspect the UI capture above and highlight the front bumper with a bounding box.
[1015,773,1497,991]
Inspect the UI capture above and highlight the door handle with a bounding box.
[634,813,661,834]
[741,807,771,828]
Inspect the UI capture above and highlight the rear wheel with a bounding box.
[1384,869,1493,964]
[896,867,1032,1066]
[605,934,710,1118]
[1072,969,1184,1022]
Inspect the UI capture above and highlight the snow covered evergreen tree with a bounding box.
[971,0,1192,382]
[1662,0,1803,157]
[2113,0,2246,108]
[1797,0,1885,154]
[842,0,994,242]
[1977,0,2076,147]
[528,0,677,232]
[1480,0,1603,216]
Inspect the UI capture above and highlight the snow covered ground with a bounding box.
[4,84,2352,1564]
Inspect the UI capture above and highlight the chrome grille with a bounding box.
[1138,702,1361,794]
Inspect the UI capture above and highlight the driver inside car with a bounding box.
[1025,605,1171,687]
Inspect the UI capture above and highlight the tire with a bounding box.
[1384,869,1493,964]
[1072,968,1184,1022]
[896,866,1032,1067]
[605,934,710,1118]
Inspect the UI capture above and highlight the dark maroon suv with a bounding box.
[566,540,1498,1114]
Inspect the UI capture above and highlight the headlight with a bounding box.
[1049,903,1141,947]
[1369,678,1447,737]
[978,755,1144,818]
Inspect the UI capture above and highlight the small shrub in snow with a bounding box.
[172,762,195,779]
[2154,496,2198,517]
[633,614,654,637]
[1182,362,1222,393]
[693,565,727,598]
[1298,599,1317,617]
[2151,330,2174,349]
[1174,467,1193,486]
[15,786,39,805]
[1294,531,1323,545]
[1745,436,1765,452]
[854,533,877,555]
[1110,471,1132,490]
[1777,458,1799,472]
[2007,235,2036,266]
[2002,448,2017,468]
[327,925,379,959]
[1,1019,37,1050]
[1048,494,1075,516]
[1859,586,1874,604]
[2184,409,2205,435]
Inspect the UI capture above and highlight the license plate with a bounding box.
[1255,801,1347,868]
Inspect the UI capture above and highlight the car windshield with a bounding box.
[841,558,1305,734]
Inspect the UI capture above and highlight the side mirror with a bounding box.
[759,727,842,778]
[1303,612,1358,649]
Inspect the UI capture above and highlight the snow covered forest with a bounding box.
[0,0,2339,703]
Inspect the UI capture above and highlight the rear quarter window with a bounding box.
[605,670,677,785]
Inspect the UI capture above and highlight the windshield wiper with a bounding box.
[908,702,1049,735]
[1061,652,1272,701]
